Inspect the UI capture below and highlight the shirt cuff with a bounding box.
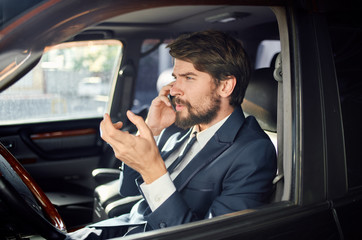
[140,172,176,211]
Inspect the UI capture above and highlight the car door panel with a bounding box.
[8,118,141,229]
[0,119,102,189]
[21,127,100,160]
[132,203,341,240]
[0,118,104,227]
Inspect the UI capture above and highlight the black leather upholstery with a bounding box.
[242,67,278,132]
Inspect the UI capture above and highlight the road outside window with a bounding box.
[0,40,122,125]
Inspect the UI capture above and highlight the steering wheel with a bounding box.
[0,142,66,239]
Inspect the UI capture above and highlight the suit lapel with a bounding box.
[173,136,230,191]
[173,106,246,191]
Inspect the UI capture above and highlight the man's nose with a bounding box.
[170,80,183,96]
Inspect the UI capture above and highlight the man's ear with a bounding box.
[218,76,236,98]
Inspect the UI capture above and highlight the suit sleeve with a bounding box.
[119,163,141,197]
[208,139,277,216]
[144,139,277,230]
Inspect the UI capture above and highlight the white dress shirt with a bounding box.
[140,115,230,211]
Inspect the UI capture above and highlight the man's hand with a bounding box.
[100,111,167,184]
[146,82,176,136]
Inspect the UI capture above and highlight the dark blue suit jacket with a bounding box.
[119,106,277,230]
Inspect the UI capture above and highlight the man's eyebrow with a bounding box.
[172,72,198,77]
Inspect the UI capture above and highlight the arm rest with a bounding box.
[105,196,142,217]
[92,168,121,185]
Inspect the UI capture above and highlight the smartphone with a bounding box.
[167,94,176,111]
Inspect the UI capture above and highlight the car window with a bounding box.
[327,10,362,189]
[132,39,173,112]
[0,40,122,125]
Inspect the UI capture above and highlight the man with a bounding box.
[67,30,276,239]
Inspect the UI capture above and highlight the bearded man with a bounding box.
[67,30,276,240]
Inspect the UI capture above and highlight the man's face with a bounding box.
[170,59,221,129]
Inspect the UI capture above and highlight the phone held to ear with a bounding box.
[168,94,176,111]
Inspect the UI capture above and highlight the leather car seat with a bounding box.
[242,53,284,203]
[92,173,141,221]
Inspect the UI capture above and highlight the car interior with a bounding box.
[86,4,285,226]
[0,2,291,239]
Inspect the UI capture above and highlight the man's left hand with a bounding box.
[100,111,167,184]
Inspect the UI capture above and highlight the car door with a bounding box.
[0,39,123,228]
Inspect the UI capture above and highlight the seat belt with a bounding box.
[272,53,284,202]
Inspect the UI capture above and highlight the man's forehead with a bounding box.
[172,59,199,75]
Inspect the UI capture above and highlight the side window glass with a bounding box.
[132,39,173,112]
[0,40,122,124]
[328,13,362,188]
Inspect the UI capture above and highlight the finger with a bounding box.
[167,80,175,87]
[160,95,172,107]
[100,114,125,143]
[113,121,123,129]
[152,95,172,107]
[158,81,175,96]
[99,114,112,141]
[101,113,114,131]
[102,114,123,130]
[126,111,153,139]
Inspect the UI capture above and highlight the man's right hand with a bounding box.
[146,82,176,136]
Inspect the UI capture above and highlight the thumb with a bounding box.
[126,110,153,139]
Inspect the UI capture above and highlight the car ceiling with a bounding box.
[0,2,280,92]
[88,5,278,39]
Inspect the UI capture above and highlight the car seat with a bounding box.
[242,53,284,203]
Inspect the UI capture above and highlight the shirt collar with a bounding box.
[191,114,231,147]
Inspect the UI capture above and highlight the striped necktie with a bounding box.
[167,133,197,173]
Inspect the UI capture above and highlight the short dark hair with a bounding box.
[167,30,251,106]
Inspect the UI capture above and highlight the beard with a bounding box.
[173,92,221,129]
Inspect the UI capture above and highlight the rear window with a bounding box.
[0,39,122,125]
[132,39,173,112]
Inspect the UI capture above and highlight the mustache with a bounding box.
[173,97,191,108]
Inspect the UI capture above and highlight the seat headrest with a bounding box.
[156,65,278,132]
[242,67,277,132]
[157,68,173,92]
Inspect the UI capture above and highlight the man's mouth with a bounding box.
[175,104,184,111]
[174,98,187,112]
